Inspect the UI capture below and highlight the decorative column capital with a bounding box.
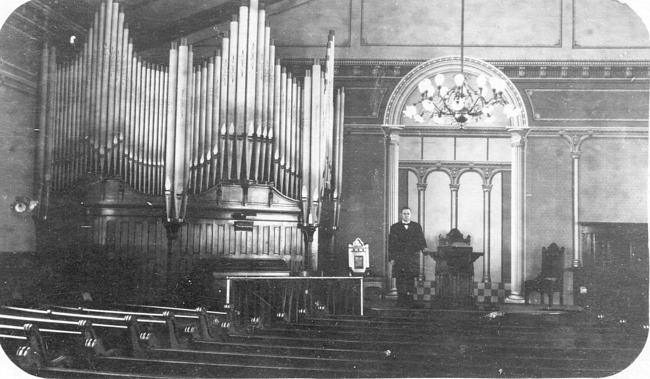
[381,125,405,146]
[482,184,493,192]
[559,129,593,158]
[480,167,494,185]
[449,183,460,191]
[508,127,530,148]
[416,182,428,192]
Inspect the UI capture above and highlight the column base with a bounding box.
[384,292,398,300]
[505,294,525,304]
[384,276,398,299]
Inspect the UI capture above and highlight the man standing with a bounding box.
[389,206,430,306]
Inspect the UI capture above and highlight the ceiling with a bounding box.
[36,0,286,53]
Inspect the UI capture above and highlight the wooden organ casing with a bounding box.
[34,0,345,300]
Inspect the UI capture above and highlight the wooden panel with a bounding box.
[577,223,648,318]
[171,220,303,258]
[361,0,562,47]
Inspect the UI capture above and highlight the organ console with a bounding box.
[34,0,345,286]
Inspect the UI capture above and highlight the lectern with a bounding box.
[432,229,483,308]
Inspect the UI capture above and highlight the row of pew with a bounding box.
[1,297,648,377]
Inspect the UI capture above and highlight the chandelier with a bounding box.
[402,0,520,127]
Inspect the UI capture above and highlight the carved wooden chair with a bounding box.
[524,243,565,305]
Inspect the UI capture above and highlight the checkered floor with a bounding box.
[414,280,511,303]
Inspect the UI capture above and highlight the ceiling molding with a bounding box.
[132,0,299,51]
[0,68,38,95]
[130,2,240,50]
[30,0,87,35]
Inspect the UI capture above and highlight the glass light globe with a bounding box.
[403,105,418,119]
[490,77,505,92]
[439,86,449,97]
[503,104,514,116]
[506,106,521,118]
[420,83,436,97]
[434,73,445,87]
[476,75,487,88]
[454,74,465,86]
[422,99,436,112]
[418,79,432,94]
[482,104,494,115]
[433,114,446,124]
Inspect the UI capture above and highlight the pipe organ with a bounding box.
[35,0,345,287]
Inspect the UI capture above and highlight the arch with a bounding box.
[384,56,528,128]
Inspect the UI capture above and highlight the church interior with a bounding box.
[0,0,648,377]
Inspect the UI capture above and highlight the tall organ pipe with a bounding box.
[36,0,344,229]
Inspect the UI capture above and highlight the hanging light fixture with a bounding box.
[402,0,520,127]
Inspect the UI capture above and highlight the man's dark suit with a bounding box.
[388,221,427,302]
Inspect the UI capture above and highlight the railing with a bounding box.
[225,277,364,324]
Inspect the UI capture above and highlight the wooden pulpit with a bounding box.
[432,229,483,307]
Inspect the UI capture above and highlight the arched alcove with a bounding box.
[384,56,528,129]
[384,56,530,303]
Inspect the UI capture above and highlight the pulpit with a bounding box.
[432,229,483,308]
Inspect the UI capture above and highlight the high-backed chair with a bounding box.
[524,243,565,305]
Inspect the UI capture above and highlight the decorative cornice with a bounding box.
[344,124,648,138]
[526,126,647,138]
[282,58,650,80]
[283,58,650,66]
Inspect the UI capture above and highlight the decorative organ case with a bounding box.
[34,0,345,297]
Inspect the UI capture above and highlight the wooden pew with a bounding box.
[1,308,160,357]
[49,304,226,343]
[0,321,106,370]
[1,324,173,379]
[2,300,645,378]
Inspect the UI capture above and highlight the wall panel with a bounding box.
[580,137,648,223]
[361,0,562,47]
[269,0,351,47]
[573,0,650,48]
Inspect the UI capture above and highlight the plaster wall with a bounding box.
[336,133,386,276]
[525,137,574,277]
[0,85,36,252]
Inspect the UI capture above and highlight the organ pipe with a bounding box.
[37,0,344,229]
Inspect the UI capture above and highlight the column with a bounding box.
[506,128,528,303]
[560,131,592,268]
[417,181,427,281]
[482,183,493,282]
[382,125,404,298]
[449,183,460,229]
